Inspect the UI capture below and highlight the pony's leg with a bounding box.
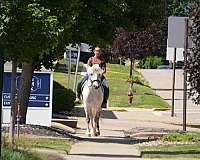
[95,113,100,136]
[85,115,91,136]
[91,117,97,136]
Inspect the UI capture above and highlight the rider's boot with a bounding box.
[101,99,107,108]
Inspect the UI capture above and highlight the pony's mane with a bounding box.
[87,64,102,74]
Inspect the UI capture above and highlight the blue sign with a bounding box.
[3,72,51,107]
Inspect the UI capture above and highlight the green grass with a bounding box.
[140,132,200,158]
[53,72,82,89]
[161,132,200,142]
[2,146,43,160]
[106,64,169,108]
[15,136,71,153]
[140,145,200,158]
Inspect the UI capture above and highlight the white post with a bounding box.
[67,47,71,89]
[73,45,81,92]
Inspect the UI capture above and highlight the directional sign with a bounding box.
[64,50,78,65]
[3,72,51,107]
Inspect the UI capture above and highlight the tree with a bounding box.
[0,1,63,123]
[185,6,200,104]
[168,0,198,16]
[0,0,167,124]
[112,27,161,78]
[0,0,131,123]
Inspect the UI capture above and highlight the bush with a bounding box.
[53,81,76,113]
[139,56,163,69]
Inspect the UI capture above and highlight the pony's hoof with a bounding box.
[94,132,99,136]
[86,132,91,137]
[87,134,91,137]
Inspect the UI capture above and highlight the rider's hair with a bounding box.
[93,47,101,52]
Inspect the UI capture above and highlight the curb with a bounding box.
[151,108,170,111]
[51,122,76,134]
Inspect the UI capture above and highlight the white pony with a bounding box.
[82,64,104,136]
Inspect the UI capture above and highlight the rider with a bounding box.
[77,47,109,108]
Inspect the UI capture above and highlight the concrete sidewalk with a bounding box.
[67,106,200,160]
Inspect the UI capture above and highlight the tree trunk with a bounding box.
[18,62,34,124]
[129,55,133,79]
[9,59,17,145]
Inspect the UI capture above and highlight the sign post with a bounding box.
[183,18,189,131]
[171,48,176,117]
[168,16,190,131]
[73,45,81,92]
[0,48,4,158]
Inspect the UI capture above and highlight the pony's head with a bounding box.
[87,64,103,89]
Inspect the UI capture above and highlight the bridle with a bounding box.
[86,64,103,89]
[87,76,102,89]
[91,79,101,89]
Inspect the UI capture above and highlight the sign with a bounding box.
[3,72,50,108]
[168,16,187,48]
[2,69,53,126]
[166,47,184,62]
[64,51,78,65]
[166,40,184,61]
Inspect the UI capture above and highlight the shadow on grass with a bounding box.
[141,150,200,156]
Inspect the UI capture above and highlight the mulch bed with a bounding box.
[2,124,80,140]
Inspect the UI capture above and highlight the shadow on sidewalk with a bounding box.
[78,135,156,145]
[73,107,118,119]
[69,153,141,158]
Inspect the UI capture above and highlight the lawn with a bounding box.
[2,146,43,160]
[161,132,200,142]
[140,132,200,158]
[106,64,169,108]
[2,135,72,160]
[140,145,200,158]
[53,63,170,109]
[53,71,82,89]
[15,136,72,153]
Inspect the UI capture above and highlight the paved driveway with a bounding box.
[139,69,200,125]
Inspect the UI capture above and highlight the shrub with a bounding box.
[139,56,163,69]
[53,81,76,113]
